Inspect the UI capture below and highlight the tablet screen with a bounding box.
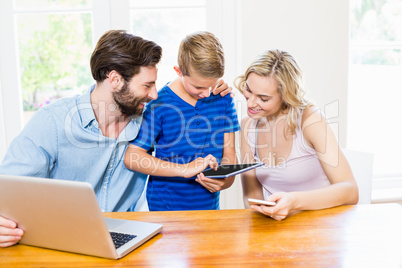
[202,163,264,178]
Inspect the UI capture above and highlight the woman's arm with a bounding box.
[254,107,359,220]
[239,116,265,208]
[124,145,218,178]
[290,107,359,209]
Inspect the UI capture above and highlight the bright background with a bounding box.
[1,0,401,207]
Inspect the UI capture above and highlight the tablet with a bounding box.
[201,162,264,178]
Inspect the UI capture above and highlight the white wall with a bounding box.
[215,0,349,209]
[0,0,350,209]
[239,0,349,145]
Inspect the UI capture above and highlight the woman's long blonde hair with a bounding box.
[235,49,311,134]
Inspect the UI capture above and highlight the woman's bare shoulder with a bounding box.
[241,115,254,128]
[301,106,326,129]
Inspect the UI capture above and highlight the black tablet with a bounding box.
[201,162,264,178]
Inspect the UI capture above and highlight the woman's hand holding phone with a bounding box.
[247,198,276,206]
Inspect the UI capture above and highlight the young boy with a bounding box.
[124,31,240,211]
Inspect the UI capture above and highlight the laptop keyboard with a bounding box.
[110,232,137,249]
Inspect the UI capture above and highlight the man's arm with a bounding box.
[0,108,57,247]
[0,108,56,177]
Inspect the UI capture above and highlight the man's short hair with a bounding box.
[177,31,224,78]
[90,30,162,82]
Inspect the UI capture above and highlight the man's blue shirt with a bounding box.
[130,84,240,211]
[0,85,147,212]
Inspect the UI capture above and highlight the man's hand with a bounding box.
[0,216,23,248]
[212,79,235,97]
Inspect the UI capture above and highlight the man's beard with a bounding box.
[113,81,151,117]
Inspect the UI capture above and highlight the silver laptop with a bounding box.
[0,174,162,259]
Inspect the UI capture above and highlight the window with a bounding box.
[3,0,207,126]
[14,0,93,124]
[1,0,231,158]
[0,77,5,161]
[129,0,206,88]
[348,0,402,197]
[1,0,235,208]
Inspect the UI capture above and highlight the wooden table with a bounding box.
[2,203,402,267]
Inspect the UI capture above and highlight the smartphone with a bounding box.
[248,198,276,206]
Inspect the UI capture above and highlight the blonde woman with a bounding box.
[236,49,358,220]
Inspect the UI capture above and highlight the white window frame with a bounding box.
[348,3,402,203]
[0,0,238,156]
[0,76,6,161]
[348,42,402,202]
[0,0,23,152]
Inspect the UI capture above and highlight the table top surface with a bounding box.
[2,203,402,267]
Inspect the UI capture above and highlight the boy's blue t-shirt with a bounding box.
[130,84,240,211]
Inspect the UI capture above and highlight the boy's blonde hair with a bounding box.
[235,49,312,134]
[178,31,224,78]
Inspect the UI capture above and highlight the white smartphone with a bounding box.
[248,198,276,206]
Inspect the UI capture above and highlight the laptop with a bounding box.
[0,174,162,259]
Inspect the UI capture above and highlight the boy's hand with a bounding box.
[195,173,234,193]
[212,79,235,97]
[182,154,218,178]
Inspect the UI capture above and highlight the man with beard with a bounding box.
[0,30,162,247]
[0,30,232,247]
